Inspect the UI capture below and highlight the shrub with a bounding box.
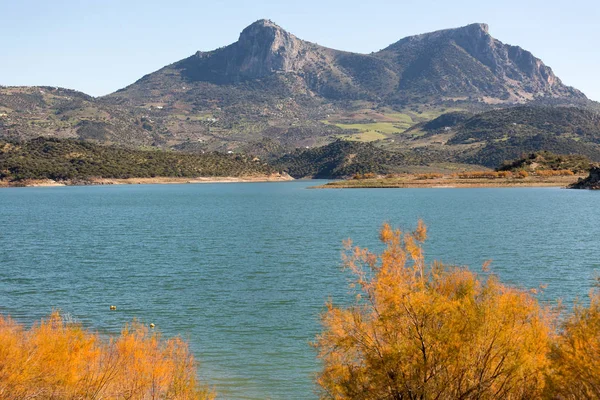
[535,169,575,177]
[546,288,600,398]
[457,171,513,179]
[314,222,551,399]
[0,311,214,399]
[352,172,377,180]
[415,173,443,180]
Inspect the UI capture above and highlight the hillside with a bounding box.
[0,137,275,182]
[0,86,159,146]
[497,151,591,173]
[273,140,464,178]
[396,106,600,167]
[274,141,403,178]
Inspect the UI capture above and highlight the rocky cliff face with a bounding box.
[117,20,585,106]
[377,23,583,102]
[175,19,327,84]
[229,19,308,78]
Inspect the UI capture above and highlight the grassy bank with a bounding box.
[315,173,583,189]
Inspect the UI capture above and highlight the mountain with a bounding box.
[375,23,583,104]
[111,20,584,106]
[1,20,597,171]
[98,20,589,151]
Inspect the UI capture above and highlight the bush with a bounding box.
[546,288,600,398]
[0,311,214,399]
[535,169,575,177]
[457,171,514,179]
[315,222,551,399]
[415,173,443,180]
[352,172,377,180]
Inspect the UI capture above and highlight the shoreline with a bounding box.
[314,175,583,189]
[0,174,293,188]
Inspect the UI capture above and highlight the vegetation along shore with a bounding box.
[316,172,584,189]
[0,138,290,187]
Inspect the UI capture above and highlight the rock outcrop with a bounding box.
[568,166,600,189]
[186,19,315,82]
[375,23,585,102]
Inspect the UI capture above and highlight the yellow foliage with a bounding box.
[315,222,552,399]
[535,169,575,177]
[458,171,509,179]
[0,311,214,399]
[353,173,377,180]
[546,289,600,399]
[415,173,443,180]
[515,170,529,178]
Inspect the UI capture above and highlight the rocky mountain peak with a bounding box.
[239,19,285,38]
[390,22,490,46]
[377,22,584,101]
[230,19,308,78]
[140,20,584,104]
[460,22,489,35]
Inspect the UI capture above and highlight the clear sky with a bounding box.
[2,0,598,100]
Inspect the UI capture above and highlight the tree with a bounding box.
[314,222,551,399]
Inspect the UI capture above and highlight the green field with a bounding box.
[322,108,465,143]
[337,131,388,142]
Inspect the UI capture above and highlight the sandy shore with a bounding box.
[0,174,293,188]
[315,175,583,189]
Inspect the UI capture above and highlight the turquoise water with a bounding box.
[0,181,599,399]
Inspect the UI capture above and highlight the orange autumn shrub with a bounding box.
[545,288,600,399]
[535,169,575,177]
[352,172,377,180]
[415,173,443,180]
[496,170,513,178]
[515,170,529,178]
[0,312,214,399]
[315,222,552,399]
[457,171,513,179]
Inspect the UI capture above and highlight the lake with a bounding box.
[0,181,598,399]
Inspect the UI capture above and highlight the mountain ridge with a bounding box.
[2,20,598,167]
[111,19,584,106]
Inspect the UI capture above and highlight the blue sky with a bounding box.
[2,0,599,100]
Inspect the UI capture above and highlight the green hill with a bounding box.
[0,138,274,182]
[402,106,600,167]
[497,151,591,173]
